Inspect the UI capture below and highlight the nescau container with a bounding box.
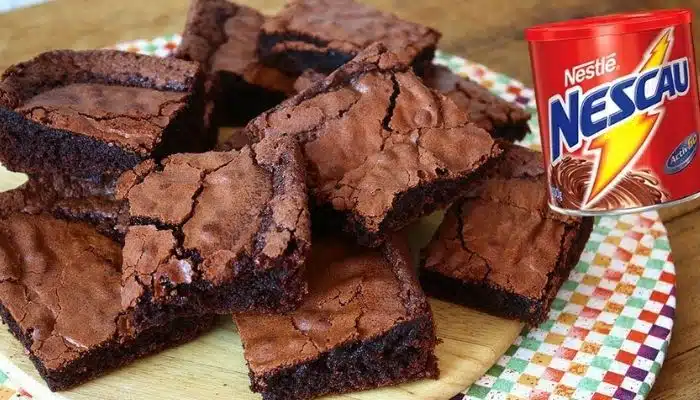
[526,9,700,216]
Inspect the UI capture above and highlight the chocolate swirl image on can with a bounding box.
[550,156,668,210]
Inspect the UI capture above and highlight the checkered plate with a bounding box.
[429,51,676,400]
[0,37,676,400]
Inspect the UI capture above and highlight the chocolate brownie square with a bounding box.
[176,0,296,126]
[116,137,310,332]
[259,0,441,75]
[247,44,502,247]
[423,65,531,142]
[0,50,209,186]
[0,213,215,391]
[420,145,593,326]
[236,234,438,400]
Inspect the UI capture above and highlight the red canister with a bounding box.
[526,9,700,215]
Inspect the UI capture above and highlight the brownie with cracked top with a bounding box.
[420,145,593,326]
[247,43,502,247]
[0,213,215,391]
[422,65,531,142]
[259,0,440,75]
[176,0,296,126]
[116,136,310,332]
[236,234,438,400]
[0,50,209,191]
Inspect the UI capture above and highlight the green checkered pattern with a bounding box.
[461,212,673,400]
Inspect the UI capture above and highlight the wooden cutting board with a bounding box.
[0,194,523,400]
[0,305,522,400]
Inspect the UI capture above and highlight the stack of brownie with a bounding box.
[0,0,592,399]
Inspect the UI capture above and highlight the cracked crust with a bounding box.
[0,49,209,181]
[175,0,295,126]
[116,137,311,331]
[0,213,215,391]
[16,84,189,154]
[259,0,440,75]
[247,43,502,247]
[422,65,531,142]
[235,234,438,400]
[0,171,129,242]
[421,145,593,326]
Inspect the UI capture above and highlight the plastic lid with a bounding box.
[525,9,692,42]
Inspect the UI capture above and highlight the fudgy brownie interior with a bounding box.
[176,0,295,126]
[258,0,440,75]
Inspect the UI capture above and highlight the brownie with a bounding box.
[116,136,311,332]
[247,44,502,247]
[293,69,327,93]
[235,234,438,400]
[176,0,296,126]
[423,65,531,142]
[215,126,251,151]
[0,170,128,241]
[0,213,215,391]
[259,0,441,75]
[0,50,209,190]
[420,145,593,326]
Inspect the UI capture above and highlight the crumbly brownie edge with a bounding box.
[152,72,212,154]
[51,198,128,243]
[419,269,544,323]
[250,316,438,400]
[532,216,593,324]
[127,256,308,332]
[0,301,216,391]
[258,32,356,74]
[0,108,143,178]
[259,31,436,76]
[345,144,502,247]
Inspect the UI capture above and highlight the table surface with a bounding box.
[1,0,700,399]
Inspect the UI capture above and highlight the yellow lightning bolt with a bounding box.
[584,28,673,207]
